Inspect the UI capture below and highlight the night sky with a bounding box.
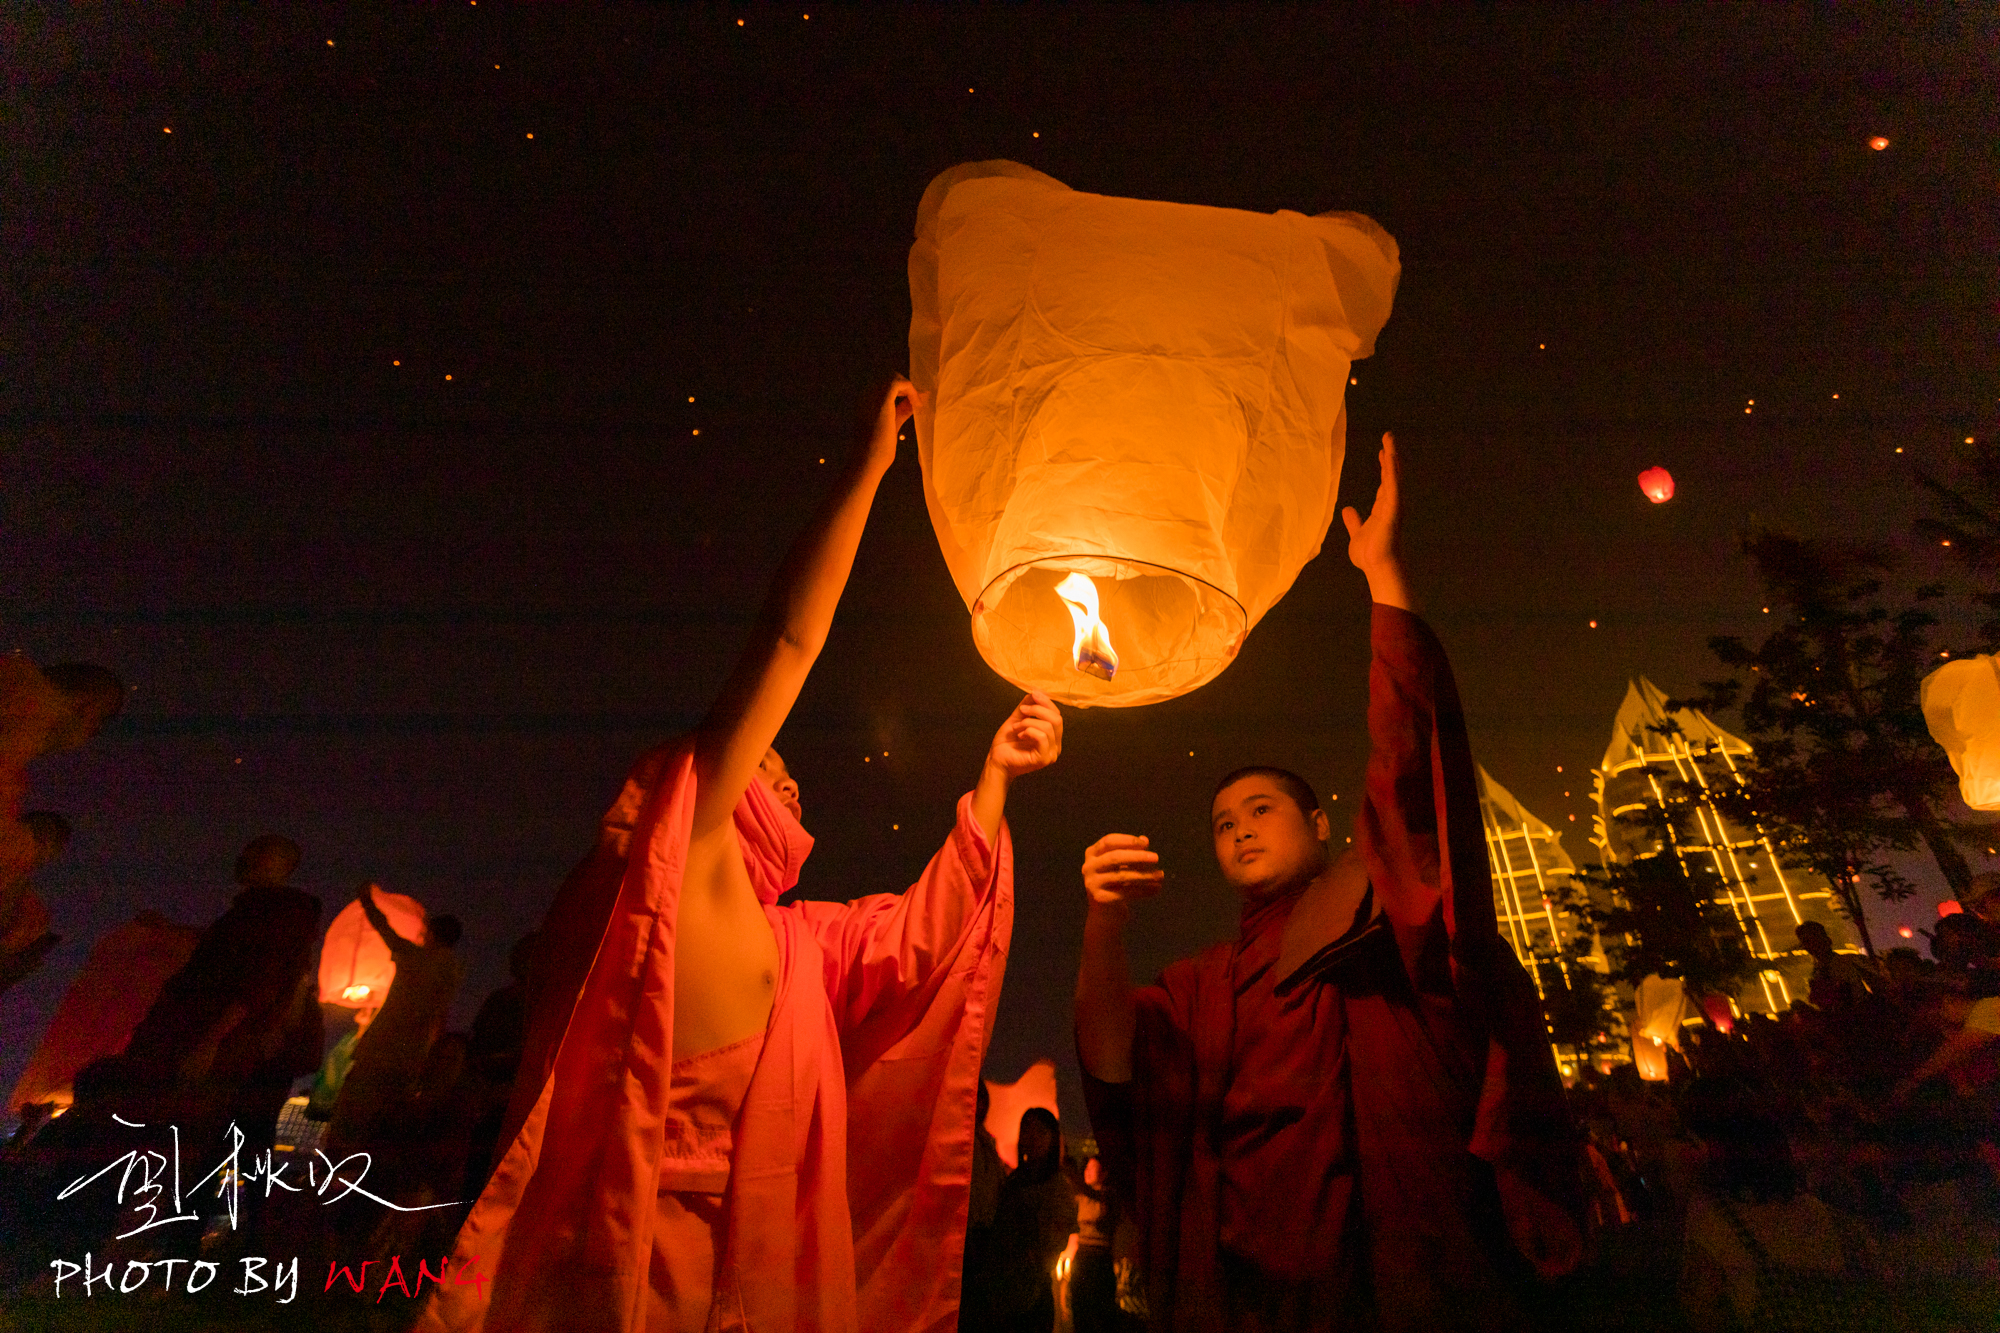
[4,5,1995,1126]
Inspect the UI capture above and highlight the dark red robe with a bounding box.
[1083,604,1580,1332]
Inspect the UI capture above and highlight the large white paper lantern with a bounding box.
[909,161,1399,707]
[1922,654,2000,811]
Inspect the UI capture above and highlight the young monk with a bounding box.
[424,378,1063,1333]
[1075,435,1583,1333]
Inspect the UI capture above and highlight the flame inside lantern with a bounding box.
[1055,573,1119,681]
[341,984,372,1003]
[1638,466,1675,504]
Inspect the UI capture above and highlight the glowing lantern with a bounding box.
[317,886,428,1007]
[1631,974,1691,1083]
[983,1056,1060,1169]
[1638,466,1675,503]
[1868,136,1889,151]
[910,160,1400,707]
[1920,654,2000,810]
[1898,925,1915,939]
[1939,900,1964,918]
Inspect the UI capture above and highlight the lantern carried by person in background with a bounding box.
[317,886,427,1008]
[910,160,1400,707]
[1921,653,2000,810]
[1638,466,1675,504]
[983,1056,1061,1169]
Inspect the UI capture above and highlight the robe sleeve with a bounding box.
[1357,604,1582,1209]
[793,792,1016,1333]
[796,791,1002,1048]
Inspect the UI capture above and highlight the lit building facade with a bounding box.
[1591,677,1858,1016]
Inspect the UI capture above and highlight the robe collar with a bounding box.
[733,776,814,905]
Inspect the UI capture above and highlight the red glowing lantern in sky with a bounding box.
[1638,467,1675,504]
[1868,136,1889,151]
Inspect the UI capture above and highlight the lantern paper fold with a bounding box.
[317,888,428,1006]
[1922,655,2000,811]
[909,160,1400,707]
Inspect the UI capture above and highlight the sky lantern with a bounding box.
[909,160,1400,707]
[1868,136,1890,150]
[983,1056,1060,1168]
[1637,466,1675,503]
[1921,654,2000,810]
[317,886,427,1007]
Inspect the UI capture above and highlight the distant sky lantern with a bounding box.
[910,160,1400,707]
[1898,925,1915,939]
[1638,466,1675,503]
[317,886,428,1007]
[1869,136,1890,150]
[1921,654,2000,810]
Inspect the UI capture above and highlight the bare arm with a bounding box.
[969,692,1064,845]
[1074,835,1163,1083]
[690,379,915,838]
[1341,432,1414,612]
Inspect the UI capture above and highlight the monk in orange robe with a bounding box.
[423,378,1063,1333]
[1075,435,1584,1332]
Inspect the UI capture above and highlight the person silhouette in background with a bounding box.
[988,1108,1077,1333]
[326,885,463,1171]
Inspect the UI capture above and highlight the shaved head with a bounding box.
[1211,766,1320,819]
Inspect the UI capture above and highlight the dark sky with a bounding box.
[4,4,1996,1124]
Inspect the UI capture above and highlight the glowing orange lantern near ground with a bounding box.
[1921,654,2000,810]
[317,886,428,1007]
[910,160,1400,707]
[1638,466,1675,504]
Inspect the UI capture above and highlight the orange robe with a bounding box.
[422,741,1013,1333]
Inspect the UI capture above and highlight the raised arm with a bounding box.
[359,884,419,961]
[691,378,916,838]
[1075,834,1163,1083]
[1341,431,1414,612]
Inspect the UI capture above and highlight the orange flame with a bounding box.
[1055,573,1118,681]
[341,984,373,1003]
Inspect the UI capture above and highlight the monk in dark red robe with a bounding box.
[1076,435,1583,1332]
[423,379,1064,1333]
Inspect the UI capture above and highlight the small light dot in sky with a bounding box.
[738,17,745,24]
[1762,606,1770,613]
[1556,765,1563,772]
[326,39,335,46]
[1188,751,1194,757]
[893,824,899,830]
[969,88,975,94]
[1942,650,1951,657]
[1588,619,1598,628]
[495,65,501,70]
[1568,814,1576,822]
[692,429,700,435]
[883,751,889,757]
[163,127,172,133]
[818,458,825,464]
[688,396,695,402]
[1832,393,1839,399]
[1896,447,1904,453]
[1745,407,1753,414]
[1869,136,1889,150]
[1943,540,1952,547]
[1349,377,1358,385]
[235,758,242,764]
[1968,437,1977,444]
[392,359,400,366]
[1032,132,1040,138]
[526,132,534,139]
[444,374,453,381]
[1538,343,1545,350]
[864,756,870,762]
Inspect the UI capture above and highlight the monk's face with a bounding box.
[1210,778,1331,899]
[758,748,803,823]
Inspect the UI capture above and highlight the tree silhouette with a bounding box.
[1685,532,1974,954]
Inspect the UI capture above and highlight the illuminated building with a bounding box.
[1476,765,1617,1070]
[1592,678,1858,1016]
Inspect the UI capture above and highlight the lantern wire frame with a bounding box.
[974,556,1247,708]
